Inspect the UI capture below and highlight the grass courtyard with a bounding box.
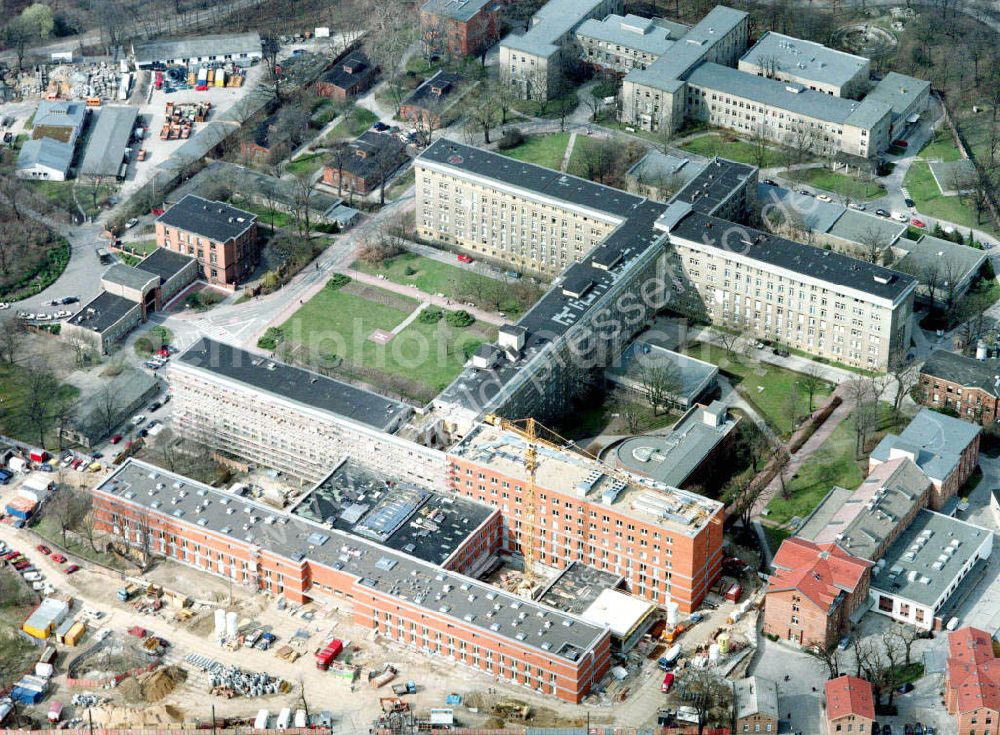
[278,281,495,401]
[680,133,785,168]
[326,106,378,142]
[499,133,570,170]
[0,362,80,448]
[285,152,326,177]
[904,160,986,231]
[352,252,537,317]
[683,342,834,437]
[788,168,886,200]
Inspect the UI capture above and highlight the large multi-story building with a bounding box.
[575,14,685,75]
[499,0,622,102]
[616,6,929,159]
[93,459,611,703]
[420,0,503,58]
[167,338,441,486]
[946,627,1000,735]
[919,350,1000,425]
[447,422,726,612]
[155,194,259,287]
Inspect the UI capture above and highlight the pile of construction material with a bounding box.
[71,694,106,708]
[160,100,211,140]
[184,654,290,698]
[33,62,125,101]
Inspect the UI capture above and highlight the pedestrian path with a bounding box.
[560,132,577,172]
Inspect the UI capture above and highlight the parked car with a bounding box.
[64,564,79,574]
[899,683,915,694]
[848,202,867,211]
[372,122,389,132]
[457,254,473,263]
[893,139,909,148]
[125,218,139,229]
[904,197,915,208]
[772,347,790,357]
[50,553,66,563]
[798,189,813,196]
[36,544,50,555]
[61,296,79,305]
[838,636,851,650]
[816,193,833,202]
[130,414,145,426]
[875,209,891,217]
[149,401,162,412]
[912,218,926,228]
[762,178,777,186]
[110,434,123,445]
[904,724,914,735]
[892,211,910,222]
[914,723,924,735]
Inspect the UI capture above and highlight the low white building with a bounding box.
[16,138,74,181]
[869,509,993,629]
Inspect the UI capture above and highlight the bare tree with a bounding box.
[799,364,827,413]
[681,668,732,735]
[890,362,919,417]
[24,363,58,447]
[805,641,842,679]
[0,317,23,365]
[639,361,683,416]
[45,486,91,547]
[858,224,889,264]
[611,388,641,434]
[725,475,765,531]
[95,384,122,439]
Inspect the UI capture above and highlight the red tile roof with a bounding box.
[769,537,872,613]
[825,675,875,721]
[948,627,1000,713]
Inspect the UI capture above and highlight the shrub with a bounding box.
[257,327,285,351]
[403,265,417,276]
[327,273,351,290]
[315,222,340,234]
[445,309,474,328]
[418,307,443,324]
[185,290,225,311]
[497,128,524,151]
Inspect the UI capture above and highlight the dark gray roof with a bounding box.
[419,138,646,218]
[421,0,498,22]
[292,458,493,565]
[671,156,755,215]
[402,71,467,115]
[664,208,916,302]
[136,247,196,283]
[67,291,138,334]
[537,562,623,616]
[870,408,982,482]
[686,62,890,127]
[335,130,409,181]
[921,350,1000,396]
[80,105,138,178]
[156,194,256,243]
[176,338,412,432]
[319,53,375,91]
[99,459,608,659]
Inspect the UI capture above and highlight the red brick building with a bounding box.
[946,627,1000,735]
[825,675,876,735]
[420,0,502,58]
[919,350,1000,426]
[315,53,377,100]
[399,71,468,132]
[322,131,409,196]
[763,538,872,648]
[92,460,611,703]
[155,194,259,287]
[447,423,726,613]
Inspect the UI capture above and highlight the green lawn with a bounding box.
[499,133,570,170]
[761,524,792,554]
[904,161,987,231]
[788,168,886,200]
[353,252,536,317]
[919,129,962,162]
[0,363,80,448]
[385,167,415,201]
[765,415,864,524]
[285,152,326,176]
[32,514,130,571]
[511,90,578,120]
[240,201,296,229]
[683,342,834,437]
[25,180,115,218]
[680,133,785,168]
[119,240,157,256]
[279,283,491,401]
[326,107,378,141]
[565,135,645,181]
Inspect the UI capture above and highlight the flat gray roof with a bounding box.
[67,291,137,334]
[872,509,991,608]
[758,183,845,232]
[175,338,413,432]
[537,562,624,616]
[734,676,779,720]
[739,32,868,90]
[576,14,678,56]
[135,247,195,284]
[611,403,736,487]
[895,235,986,294]
[686,62,890,127]
[80,105,138,178]
[605,336,718,405]
[99,459,608,659]
[501,0,608,58]
[826,208,905,246]
[133,32,261,66]
[102,263,159,292]
[626,151,704,192]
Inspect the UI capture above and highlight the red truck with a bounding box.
[29,450,48,464]
[315,639,343,670]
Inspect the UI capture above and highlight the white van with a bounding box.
[276,708,291,731]
[947,616,960,631]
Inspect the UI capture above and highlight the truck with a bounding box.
[657,644,682,671]
[8,457,26,473]
[256,632,277,650]
[118,584,139,602]
[392,681,417,696]
[244,629,263,648]
[369,664,397,688]
[47,700,63,723]
[29,450,48,464]
[661,672,676,692]
[276,707,291,730]
[315,639,343,670]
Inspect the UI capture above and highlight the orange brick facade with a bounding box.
[762,584,870,649]
[91,487,608,703]
[445,456,724,613]
[946,628,1000,735]
[155,219,259,287]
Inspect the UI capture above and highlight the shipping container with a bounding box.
[725,583,743,603]
[64,621,86,647]
[661,672,675,692]
[29,450,48,464]
[276,708,291,730]
[8,457,26,472]
[294,709,307,728]
[35,662,54,678]
[315,639,343,670]
[47,700,63,723]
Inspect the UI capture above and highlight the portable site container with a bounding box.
[22,598,70,639]
[276,707,292,730]
[254,709,269,729]
[35,662,54,678]
[64,621,86,647]
[47,700,63,723]
[294,709,307,728]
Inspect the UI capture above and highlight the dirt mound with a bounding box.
[91,704,183,728]
[142,666,187,702]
